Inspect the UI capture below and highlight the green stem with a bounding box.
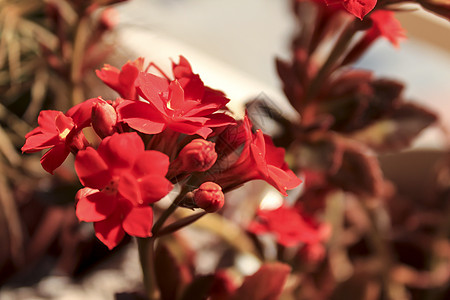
[155,211,207,237]
[152,185,190,235]
[70,14,89,106]
[137,237,159,300]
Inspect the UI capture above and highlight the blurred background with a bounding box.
[0,0,449,299]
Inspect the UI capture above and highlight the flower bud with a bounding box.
[298,243,326,264]
[194,182,224,213]
[99,8,118,32]
[210,270,236,300]
[92,101,117,138]
[178,139,217,172]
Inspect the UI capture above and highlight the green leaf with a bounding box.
[179,275,215,300]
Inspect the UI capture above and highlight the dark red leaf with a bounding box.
[179,275,215,300]
[231,262,291,300]
[155,243,193,300]
[330,137,384,196]
[350,102,437,151]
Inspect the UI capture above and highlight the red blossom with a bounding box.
[215,115,302,196]
[118,70,235,138]
[172,55,206,101]
[172,56,230,109]
[322,0,376,19]
[22,98,100,173]
[74,132,172,249]
[366,10,406,47]
[96,57,144,100]
[248,204,321,247]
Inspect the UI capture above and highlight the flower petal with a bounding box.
[194,127,213,139]
[55,113,75,134]
[94,211,125,250]
[122,206,153,237]
[66,98,102,128]
[97,132,144,176]
[167,120,203,135]
[342,0,376,20]
[118,172,143,205]
[22,133,60,153]
[369,11,406,47]
[267,165,302,196]
[203,113,236,127]
[139,174,173,204]
[118,101,166,134]
[40,144,70,174]
[132,151,170,178]
[76,188,117,222]
[167,80,185,109]
[75,147,111,189]
[136,72,169,114]
[36,110,61,133]
[250,131,269,177]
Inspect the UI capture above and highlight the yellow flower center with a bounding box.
[59,128,71,140]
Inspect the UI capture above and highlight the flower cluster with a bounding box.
[22,56,302,249]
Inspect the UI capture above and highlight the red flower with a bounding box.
[74,132,173,249]
[366,10,406,47]
[248,205,321,247]
[172,55,206,101]
[172,56,229,109]
[118,70,235,138]
[323,0,376,19]
[96,57,144,100]
[22,98,100,173]
[214,115,302,196]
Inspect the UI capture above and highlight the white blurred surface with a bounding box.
[116,0,450,147]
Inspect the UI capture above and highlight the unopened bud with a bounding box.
[298,243,325,264]
[178,139,217,172]
[194,182,224,213]
[210,270,236,299]
[99,8,118,31]
[92,101,117,138]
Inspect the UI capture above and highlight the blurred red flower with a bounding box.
[322,0,376,19]
[367,10,406,47]
[248,205,321,247]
